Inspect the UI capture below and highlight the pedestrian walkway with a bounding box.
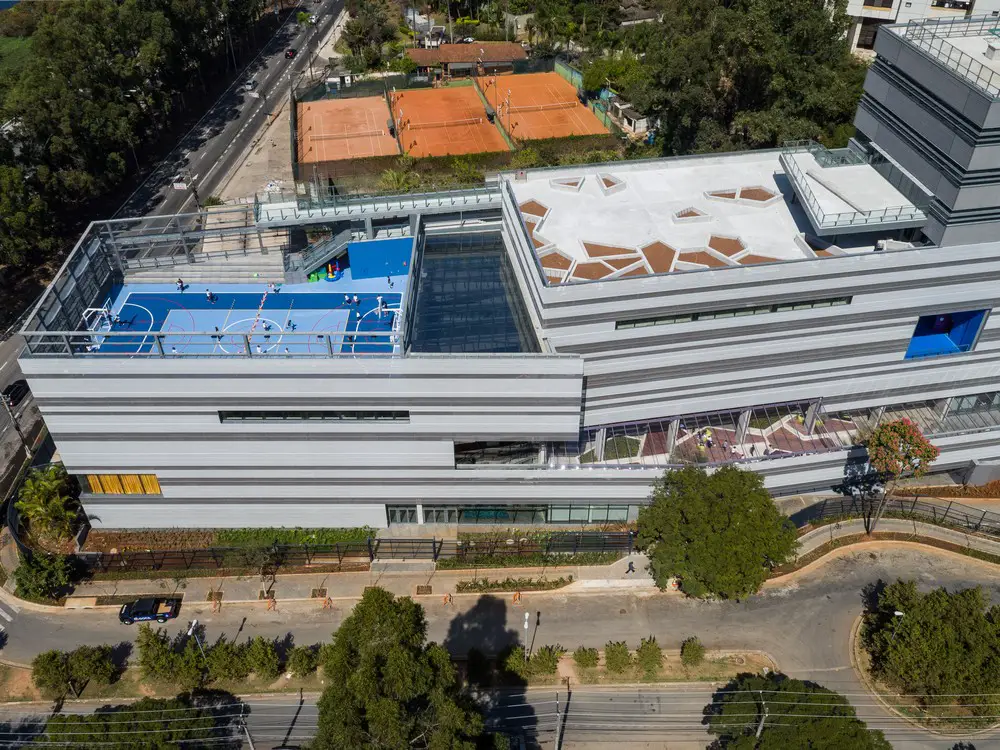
[61,552,654,609]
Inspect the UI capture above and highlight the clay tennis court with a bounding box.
[478,72,608,141]
[391,87,509,158]
[296,97,400,163]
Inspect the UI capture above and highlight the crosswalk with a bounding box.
[0,601,19,632]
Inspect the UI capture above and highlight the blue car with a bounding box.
[119,598,180,625]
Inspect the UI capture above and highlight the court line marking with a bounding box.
[120,300,156,358]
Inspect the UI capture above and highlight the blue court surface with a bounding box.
[92,273,406,356]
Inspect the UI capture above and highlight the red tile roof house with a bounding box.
[406,42,528,78]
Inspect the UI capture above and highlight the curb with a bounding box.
[848,615,1000,741]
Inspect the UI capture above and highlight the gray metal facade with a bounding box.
[854,17,1000,246]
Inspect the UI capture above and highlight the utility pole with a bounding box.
[755,690,768,739]
[554,691,563,750]
[523,611,529,664]
[241,705,257,750]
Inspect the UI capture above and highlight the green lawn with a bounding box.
[0,36,31,78]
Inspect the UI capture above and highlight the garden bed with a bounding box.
[80,527,373,553]
[455,576,572,593]
[891,481,1000,500]
[566,649,775,685]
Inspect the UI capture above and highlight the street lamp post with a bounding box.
[523,611,529,664]
[187,619,208,662]
[890,610,905,643]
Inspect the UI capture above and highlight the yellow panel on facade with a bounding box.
[87,475,105,494]
[139,475,161,494]
[99,474,124,494]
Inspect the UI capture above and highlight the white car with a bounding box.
[309,14,318,23]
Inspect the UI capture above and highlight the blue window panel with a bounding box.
[905,309,988,359]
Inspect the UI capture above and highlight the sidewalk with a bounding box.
[62,553,655,608]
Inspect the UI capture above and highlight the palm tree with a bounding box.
[377,167,421,193]
[16,465,79,543]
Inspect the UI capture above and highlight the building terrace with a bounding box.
[506,143,928,287]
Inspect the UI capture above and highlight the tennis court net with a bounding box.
[408,117,483,130]
[311,130,386,140]
[508,101,577,114]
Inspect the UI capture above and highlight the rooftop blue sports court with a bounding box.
[82,237,414,357]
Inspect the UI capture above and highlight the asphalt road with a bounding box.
[115,0,345,221]
[0,547,998,748]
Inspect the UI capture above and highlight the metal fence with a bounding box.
[17,531,636,576]
[798,495,1000,537]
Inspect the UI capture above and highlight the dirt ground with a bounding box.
[218,104,295,203]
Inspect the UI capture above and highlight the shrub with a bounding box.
[636,636,662,677]
[530,645,564,676]
[573,646,599,669]
[604,641,632,674]
[502,646,531,681]
[246,636,280,681]
[174,637,205,691]
[14,553,73,601]
[286,645,320,677]
[681,637,705,667]
[206,638,249,682]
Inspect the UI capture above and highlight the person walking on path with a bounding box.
[626,560,636,575]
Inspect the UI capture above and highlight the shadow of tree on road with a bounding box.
[443,595,539,750]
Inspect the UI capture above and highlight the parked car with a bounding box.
[244,78,258,91]
[119,598,181,625]
[309,13,318,23]
[1,379,29,408]
[459,36,475,43]
[285,48,297,59]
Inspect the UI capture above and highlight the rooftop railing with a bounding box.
[895,16,1000,99]
[254,185,502,223]
[780,142,926,230]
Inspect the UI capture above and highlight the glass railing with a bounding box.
[779,144,926,229]
[254,186,502,221]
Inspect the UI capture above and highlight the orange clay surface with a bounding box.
[296,97,400,163]
[390,87,508,157]
[478,72,608,141]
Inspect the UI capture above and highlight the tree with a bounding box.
[14,553,73,602]
[865,418,939,530]
[636,466,798,599]
[313,586,484,750]
[31,650,70,699]
[286,644,320,677]
[206,637,249,683]
[706,672,891,749]
[862,579,1000,716]
[31,646,115,698]
[680,636,704,667]
[34,696,231,750]
[66,645,116,696]
[135,624,175,682]
[245,636,280,681]
[15,464,79,543]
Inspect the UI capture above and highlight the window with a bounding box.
[219,410,409,422]
[863,0,893,7]
[904,309,989,360]
[548,505,631,523]
[86,474,161,495]
[423,506,460,524]
[387,506,418,524]
[856,18,890,50]
[616,297,851,330]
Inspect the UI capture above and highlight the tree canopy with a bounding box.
[16,464,79,543]
[865,418,939,485]
[636,466,798,598]
[28,696,238,749]
[863,579,1000,716]
[580,0,865,153]
[706,672,892,749]
[313,586,484,750]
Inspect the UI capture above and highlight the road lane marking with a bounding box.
[0,607,14,622]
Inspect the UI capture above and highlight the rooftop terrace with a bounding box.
[890,16,1000,99]
[506,144,926,286]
